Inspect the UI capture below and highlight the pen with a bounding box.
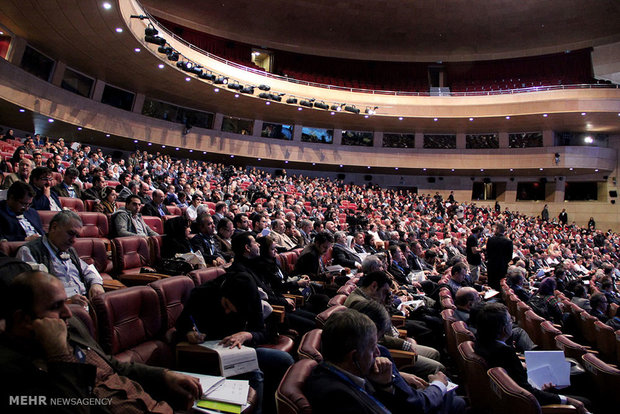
[189,315,201,335]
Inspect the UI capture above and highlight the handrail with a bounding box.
[136,1,618,98]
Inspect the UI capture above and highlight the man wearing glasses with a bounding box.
[29,166,62,211]
[111,194,158,237]
[0,181,44,241]
[185,193,203,222]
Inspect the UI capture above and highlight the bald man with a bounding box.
[141,189,170,218]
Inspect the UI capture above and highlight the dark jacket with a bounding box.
[486,235,513,289]
[332,244,361,268]
[141,201,170,218]
[52,182,82,199]
[32,185,62,211]
[0,200,44,241]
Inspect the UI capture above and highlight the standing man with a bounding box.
[558,208,568,226]
[541,204,549,222]
[485,223,513,290]
[465,226,483,282]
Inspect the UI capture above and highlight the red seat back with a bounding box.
[112,236,152,274]
[37,210,57,233]
[298,329,323,362]
[275,359,317,414]
[149,276,195,343]
[77,212,109,238]
[58,196,84,212]
[487,367,542,414]
[143,216,163,235]
[73,237,113,276]
[315,305,346,328]
[188,266,226,286]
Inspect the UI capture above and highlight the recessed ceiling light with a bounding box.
[265,101,270,105]
[214,88,219,92]
[175,147,179,151]
[134,48,141,53]
[161,145,166,148]
[339,164,343,168]
[364,115,369,119]
[48,118,54,123]
[543,113,548,117]
[595,169,599,172]
[433,118,438,121]
[581,112,586,116]
[257,158,261,161]
[423,168,427,171]
[469,117,474,121]
[367,166,371,169]
[312,162,316,166]
[189,149,193,153]
[185,77,190,82]
[133,140,138,143]
[298,107,302,111]
[148,142,152,146]
[330,111,335,115]
[19,109,25,113]
[505,116,510,119]
[158,64,164,69]
[230,155,234,158]
[451,169,455,172]
[398,117,403,120]
[234,94,239,98]
[395,167,399,170]
[510,168,513,172]
[102,2,112,10]
[285,161,289,164]
[203,151,206,154]
[77,127,82,131]
[539,168,543,171]
[569,167,573,171]
[115,28,123,33]
[105,134,110,137]
[480,168,484,171]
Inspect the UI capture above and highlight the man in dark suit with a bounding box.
[141,189,170,218]
[0,181,44,241]
[30,166,62,211]
[51,167,82,199]
[332,231,362,270]
[293,231,333,280]
[190,213,226,266]
[474,303,586,412]
[485,223,513,290]
[0,270,202,412]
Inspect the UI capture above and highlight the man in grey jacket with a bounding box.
[111,194,158,237]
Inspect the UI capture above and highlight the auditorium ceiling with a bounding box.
[141,0,620,62]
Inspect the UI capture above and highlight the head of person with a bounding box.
[191,193,203,207]
[32,152,42,165]
[590,293,608,313]
[258,236,278,260]
[455,287,480,311]
[321,309,379,377]
[313,231,334,254]
[1,271,72,336]
[451,262,469,283]
[353,232,365,246]
[573,284,587,299]
[472,226,483,237]
[152,189,164,205]
[494,223,506,236]
[101,186,117,203]
[251,214,269,232]
[217,217,234,240]
[473,302,512,344]
[30,166,53,189]
[125,194,143,216]
[361,254,385,273]
[196,213,216,236]
[63,167,79,186]
[6,181,35,215]
[271,219,285,234]
[334,231,347,245]
[231,231,260,259]
[233,213,249,230]
[219,273,260,318]
[164,216,191,240]
[506,266,525,287]
[48,210,82,252]
[349,299,392,340]
[18,159,33,178]
[388,245,403,262]
[424,249,437,264]
[359,270,392,304]
[91,175,105,190]
[538,277,556,296]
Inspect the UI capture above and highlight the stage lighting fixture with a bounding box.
[158,46,172,54]
[300,99,314,108]
[286,97,298,104]
[330,104,343,111]
[314,101,329,110]
[269,93,282,102]
[345,105,360,114]
[145,35,166,45]
[144,25,158,37]
[167,52,179,61]
[176,61,190,70]
[228,81,243,91]
[240,86,254,94]
[214,76,228,85]
[365,106,378,115]
[258,84,271,91]
[258,92,270,99]
[190,65,203,75]
[199,71,216,81]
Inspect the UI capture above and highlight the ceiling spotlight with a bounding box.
[167,51,179,61]
[298,107,303,111]
[185,77,191,82]
[584,136,593,144]
[115,28,123,33]
[469,117,474,121]
[145,35,166,45]
[364,115,369,118]
[330,104,343,111]
[145,25,158,37]
[581,112,586,116]
[234,94,239,98]
[314,101,329,110]
[505,116,510,119]
[240,86,254,94]
[398,117,403,120]
[433,118,438,121]
[258,85,271,91]
[134,47,141,53]
[214,76,228,85]
[344,105,360,114]
[228,81,243,91]
[48,118,54,123]
[199,71,216,81]
[214,88,219,92]
[157,45,172,54]
[148,142,152,146]
[330,112,335,115]
[286,97,298,104]
[77,127,82,131]
[19,109,25,113]
[265,101,271,105]
[105,134,110,137]
[102,2,112,10]
[543,113,548,117]
[133,140,138,143]
[300,99,314,108]
[189,149,193,152]
[365,106,378,115]
[158,64,164,69]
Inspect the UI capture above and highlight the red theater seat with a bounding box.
[72,237,124,291]
[275,359,317,414]
[112,236,169,285]
[297,329,323,362]
[77,212,109,238]
[188,266,226,285]
[149,275,195,343]
[143,216,163,235]
[92,286,173,367]
[37,210,57,233]
[58,196,84,212]
[315,304,346,328]
[457,341,491,412]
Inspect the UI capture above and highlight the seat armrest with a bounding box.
[541,404,577,414]
[118,273,169,286]
[283,293,304,307]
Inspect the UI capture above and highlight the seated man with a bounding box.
[30,166,62,211]
[0,181,44,241]
[269,219,298,251]
[306,308,423,414]
[332,231,362,270]
[588,293,609,323]
[141,189,170,218]
[185,193,203,222]
[1,158,32,189]
[176,271,294,414]
[52,167,82,199]
[111,194,158,237]
[506,266,531,303]
[344,270,444,377]
[16,210,105,305]
[350,299,466,414]
[190,213,227,266]
[473,302,586,413]
[0,270,201,412]
[293,231,334,280]
[81,174,105,201]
